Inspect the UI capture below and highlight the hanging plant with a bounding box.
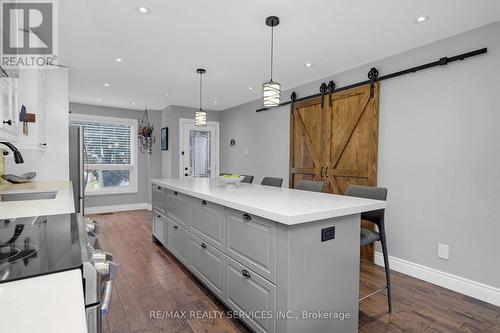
[138,106,155,153]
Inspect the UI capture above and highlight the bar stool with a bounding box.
[294,180,325,192]
[344,185,392,313]
[261,177,283,187]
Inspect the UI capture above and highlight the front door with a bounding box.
[179,118,219,178]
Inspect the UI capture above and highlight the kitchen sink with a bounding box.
[0,191,57,202]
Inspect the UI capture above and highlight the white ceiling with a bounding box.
[60,0,500,111]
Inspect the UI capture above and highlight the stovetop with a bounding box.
[0,213,85,284]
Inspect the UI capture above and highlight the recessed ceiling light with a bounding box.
[305,62,313,67]
[416,16,429,23]
[249,86,253,90]
[115,58,123,63]
[104,83,111,87]
[213,101,218,104]
[164,93,169,96]
[132,102,136,105]
[97,98,102,101]
[137,6,149,14]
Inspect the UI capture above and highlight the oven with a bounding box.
[78,216,117,333]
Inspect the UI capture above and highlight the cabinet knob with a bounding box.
[241,269,251,278]
[157,186,161,190]
[201,200,207,206]
[173,191,178,195]
[242,213,252,222]
[2,119,12,126]
[201,243,207,249]
[173,225,178,230]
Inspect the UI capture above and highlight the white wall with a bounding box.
[6,68,70,180]
[221,21,500,290]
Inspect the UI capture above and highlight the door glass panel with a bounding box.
[189,130,211,177]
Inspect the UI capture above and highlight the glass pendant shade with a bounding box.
[262,80,281,107]
[195,109,207,126]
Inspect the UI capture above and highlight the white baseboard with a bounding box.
[374,252,500,306]
[85,202,150,215]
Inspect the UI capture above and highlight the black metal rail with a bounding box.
[256,48,487,112]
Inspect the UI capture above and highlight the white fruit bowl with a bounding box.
[218,175,245,185]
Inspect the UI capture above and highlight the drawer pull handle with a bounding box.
[241,269,251,278]
[201,243,207,249]
[242,213,252,222]
[156,215,161,218]
[173,191,178,195]
[201,200,207,206]
[173,225,178,230]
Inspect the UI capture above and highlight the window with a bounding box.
[70,114,138,195]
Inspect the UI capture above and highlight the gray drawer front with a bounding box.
[189,198,225,251]
[152,213,166,245]
[226,209,277,283]
[166,219,189,265]
[152,185,166,215]
[189,233,225,299]
[225,257,276,333]
[166,190,188,229]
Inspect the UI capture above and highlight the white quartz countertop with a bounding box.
[0,180,75,219]
[151,178,386,225]
[0,269,87,333]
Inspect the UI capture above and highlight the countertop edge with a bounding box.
[151,179,386,225]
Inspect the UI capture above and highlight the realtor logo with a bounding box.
[1,0,58,68]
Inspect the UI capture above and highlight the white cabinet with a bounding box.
[166,219,189,265]
[188,233,226,299]
[0,77,19,141]
[188,197,225,251]
[226,209,277,283]
[152,213,167,245]
[225,257,276,333]
[166,190,188,229]
[152,185,167,216]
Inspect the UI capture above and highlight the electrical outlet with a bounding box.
[437,243,449,260]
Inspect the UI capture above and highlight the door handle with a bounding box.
[173,225,178,230]
[242,213,252,222]
[173,191,178,195]
[324,166,329,178]
[201,200,207,206]
[320,167,324,177]
[201,243,207,249]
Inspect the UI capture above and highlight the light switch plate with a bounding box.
[437,243,449,260]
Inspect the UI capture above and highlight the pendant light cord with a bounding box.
[199,72,203,111]
[270,26,274,81]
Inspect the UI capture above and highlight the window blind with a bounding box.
[70,120,132,165]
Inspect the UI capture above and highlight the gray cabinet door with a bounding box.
[226,209,277,283]
[152,185,167,215]
[225,257,276,333]
[166,190,188,229]
[152,213,165,244]
[166,219,189,265]
[188,233,225,299]
[189,198,225,251]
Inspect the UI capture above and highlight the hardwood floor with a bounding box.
[91,210,500,333]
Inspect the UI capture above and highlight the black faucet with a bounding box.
[0,142,24,164]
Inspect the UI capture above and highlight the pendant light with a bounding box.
[262,16,280,108]
[195,68,207,126]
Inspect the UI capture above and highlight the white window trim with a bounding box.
[69,113,139,196]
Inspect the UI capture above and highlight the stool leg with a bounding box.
[380,233,392,313]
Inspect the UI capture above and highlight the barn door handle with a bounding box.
[320,167,324,177]
[324,167,329,177]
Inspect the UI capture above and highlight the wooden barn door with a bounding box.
[290,83,379,262]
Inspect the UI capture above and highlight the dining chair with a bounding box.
[294,180,325,192]
[261,177,283,187]
[241,175,254,184]
[344,184,391,313]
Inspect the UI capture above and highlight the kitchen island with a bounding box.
[150,178,386,333]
